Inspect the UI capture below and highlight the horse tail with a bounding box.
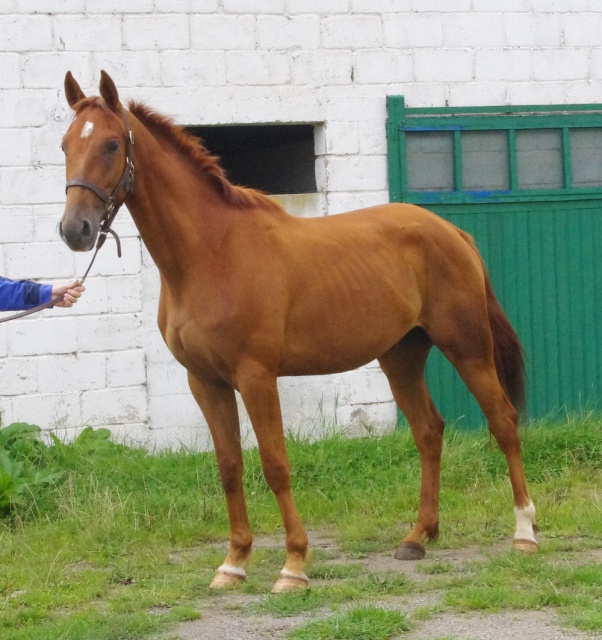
[458,230,526,413]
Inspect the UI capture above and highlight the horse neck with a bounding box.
[124,120,233,283]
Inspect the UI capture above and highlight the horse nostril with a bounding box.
[82,219,92,239]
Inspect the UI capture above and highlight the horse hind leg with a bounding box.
[437,323,538,554]
[379,327,445,561]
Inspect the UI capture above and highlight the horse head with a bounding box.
[60,71,133,252]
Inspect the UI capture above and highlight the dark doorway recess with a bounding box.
[187,124,317,195]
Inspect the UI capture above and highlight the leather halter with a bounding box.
[65,109,135,261]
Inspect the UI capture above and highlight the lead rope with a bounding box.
[0,227,122,325]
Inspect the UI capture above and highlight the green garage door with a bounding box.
[387,97,602,426]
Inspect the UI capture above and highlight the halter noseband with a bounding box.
[65,109,135,259]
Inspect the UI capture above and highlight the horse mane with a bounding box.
[127,101,283,212]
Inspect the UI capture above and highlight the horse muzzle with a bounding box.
[59,214,98,252]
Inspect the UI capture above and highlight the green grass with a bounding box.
[287,607,411,640]
[0,417,601,639]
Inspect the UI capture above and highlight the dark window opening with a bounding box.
[187,124,317,195]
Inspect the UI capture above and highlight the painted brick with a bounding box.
[0,129,33,167]
[504,13,562,48]
[23,53,93,90]
[226,51,290,86]
[4,241,75,280]
[0,90,54,127]
[475,49,532,82]
[326,191,388,215]
[257,15,321,50]
[320,88,385,123]
[224,0,285,13]
[155,0,219,12]
[287,0,349,13]
[82,386,148,426]
[0,325,8,358]
[352,0,411,12]
[414,49,474,82]
[411,0,470,10]
[322,15,383,49]
[533,49,589,81]
[444,13,505,48]
[324,155,388,192]
[92,51,162,87]
[147,360,188,396]
[0,15,53,51]
[563,14,602,48]
[77,314,145,353]
[53,15,122,51]
[148,393,202,430]
[473,0,531,10]
[0,54,20,88]
[291,50,353,86]
[10,317,77,357]
[33,205,70,243]
[15,0,84,11]
[106,276,143,314]
[359,117,388,155]
[106,350,146,388]
[353,49,413,84]
[532,0,589,10]
[1,167,64,206]
[448,81,509,107]
[37,353,107,393]
[384,13,444,48]
[10,392,82,430]
[190,15,256,50]
[73,237,142,278]
[123,15,190,51]
[0,207,35,244]
[323,121,360,155]
[161,50,226,87]
[85,0,153,12]
[0,358,38,395]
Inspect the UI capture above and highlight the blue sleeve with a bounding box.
[0,277,53,311]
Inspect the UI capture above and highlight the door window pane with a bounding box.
[462,130,509,191]
[406,131,454,192]
[571,128,602,187]
[516,129,563,189]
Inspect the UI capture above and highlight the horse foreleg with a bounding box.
[237,365,310,594]
[187,373,253,588]
[379,330,444,561]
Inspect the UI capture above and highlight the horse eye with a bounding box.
[105,140,119,154]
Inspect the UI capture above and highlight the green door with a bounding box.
[387,98,602,426]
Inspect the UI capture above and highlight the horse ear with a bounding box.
[99,70,121,112]
[64,71,86,109]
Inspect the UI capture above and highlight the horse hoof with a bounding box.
[394,542,426,561]
[271,570,309,594]
[512,538,539,554]
[209,565,246,589]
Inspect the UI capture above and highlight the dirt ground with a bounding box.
[168,534,602,640]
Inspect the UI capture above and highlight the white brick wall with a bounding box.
[1,2,601,449]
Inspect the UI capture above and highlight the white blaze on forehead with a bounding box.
[80,121,94,139]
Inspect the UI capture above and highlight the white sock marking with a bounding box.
[513,500,537,543]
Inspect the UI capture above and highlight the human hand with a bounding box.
[52,280,85,308]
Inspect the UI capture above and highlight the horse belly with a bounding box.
[279,295,416,376]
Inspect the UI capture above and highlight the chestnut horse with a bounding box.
[59,72,538,593]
